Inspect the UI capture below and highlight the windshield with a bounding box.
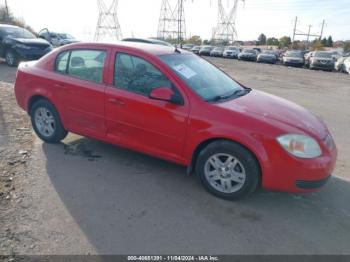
[315,52,332,58]
[262,50,275,55]
[226,47,238,51]
[243,49,255,54]
[58,33,74,39]
[160,54,244,102]
[1,27,36,39]
[213,47,224,51]
[286,51,303,58]
[201,46,212,50]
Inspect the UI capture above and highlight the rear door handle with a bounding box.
[108,98,125,106]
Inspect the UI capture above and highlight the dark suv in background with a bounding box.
[0,24,52,66]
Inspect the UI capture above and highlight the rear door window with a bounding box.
[67,49,107,83]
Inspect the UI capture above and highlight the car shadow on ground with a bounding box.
[42,136,350,254]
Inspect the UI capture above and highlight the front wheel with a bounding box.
[30,99,68,143]
[196,140,260,200]
[5,50,18,67]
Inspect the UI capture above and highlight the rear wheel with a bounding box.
[5,50,18,67]
[30,99,68,143]
[196,140,260,200]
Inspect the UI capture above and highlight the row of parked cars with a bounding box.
[0,24,78,66]
[181,44,350,74]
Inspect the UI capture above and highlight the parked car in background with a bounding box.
[223,46,240,59]
[238,49,258,62]
[14,42,337,200]
[181,44,194,51]
[199,45,214,56]
[342,56,350,74]
[210,46,225,57]
[0,24,52,66]
[257,50,277,64]
[334,56,349,72]
[282,50,304,67]
[309,51,334,71]
[191,45,201,54]
[330,50,343,61]
[38,29,79,46]
[122,38,173,47]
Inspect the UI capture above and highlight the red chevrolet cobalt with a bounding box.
[14,42,337,200]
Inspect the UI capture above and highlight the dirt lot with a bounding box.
[0,58,350,256]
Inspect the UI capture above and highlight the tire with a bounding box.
[195,140,260,200]
[30,99,68,143]
[5,50,18,67]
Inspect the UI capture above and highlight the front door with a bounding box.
[105,52,190,163]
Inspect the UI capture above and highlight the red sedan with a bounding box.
[14,42,337,200]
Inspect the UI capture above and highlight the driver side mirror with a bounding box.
[149,87,183,105]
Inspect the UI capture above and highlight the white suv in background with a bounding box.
[343,57,350,74]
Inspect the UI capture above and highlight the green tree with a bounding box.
[185,35,202,45]
[279,36,292,48]
[258,33,267,45]
[312,40,325,51]
[267,37,279,46]
[321,37,328,47]
[344,42,350,52]
[327,36,333,47]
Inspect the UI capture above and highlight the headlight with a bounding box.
[277,134,322,159]
[15,43,31,49]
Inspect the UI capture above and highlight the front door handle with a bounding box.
[108,98,125,106]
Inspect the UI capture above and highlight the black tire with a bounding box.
[5,50,18,67]
[195,140,260,200]
[30,99,68,143]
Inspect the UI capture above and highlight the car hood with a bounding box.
[9,37,50,46]
[217,90,328,139]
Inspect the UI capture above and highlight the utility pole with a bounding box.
[292,16,297,48]
[320,19,325,40]
[4,0,10,21]
[292,17,325,50]
[178,0,183,45]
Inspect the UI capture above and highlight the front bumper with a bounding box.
[258,57,276,63]
[261,139,337,193]
[239,56,256,61]
[310,63,334,71]
[284,60,304,67]
[16,48,52,61]
[223,53,238,58]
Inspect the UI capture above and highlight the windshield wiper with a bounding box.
[206,88,252,103]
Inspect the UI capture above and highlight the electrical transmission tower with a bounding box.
[157,0,186,43]
[212,0,244,44]
[94,0,122,42]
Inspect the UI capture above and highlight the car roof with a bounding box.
[0,24,20,29]
[59,41,188,56]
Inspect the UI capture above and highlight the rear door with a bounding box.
[54,48,109,139]
[105,50,190,163]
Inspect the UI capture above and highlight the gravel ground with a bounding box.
[0,58,350,256]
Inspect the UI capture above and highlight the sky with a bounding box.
[2,0,350,41]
